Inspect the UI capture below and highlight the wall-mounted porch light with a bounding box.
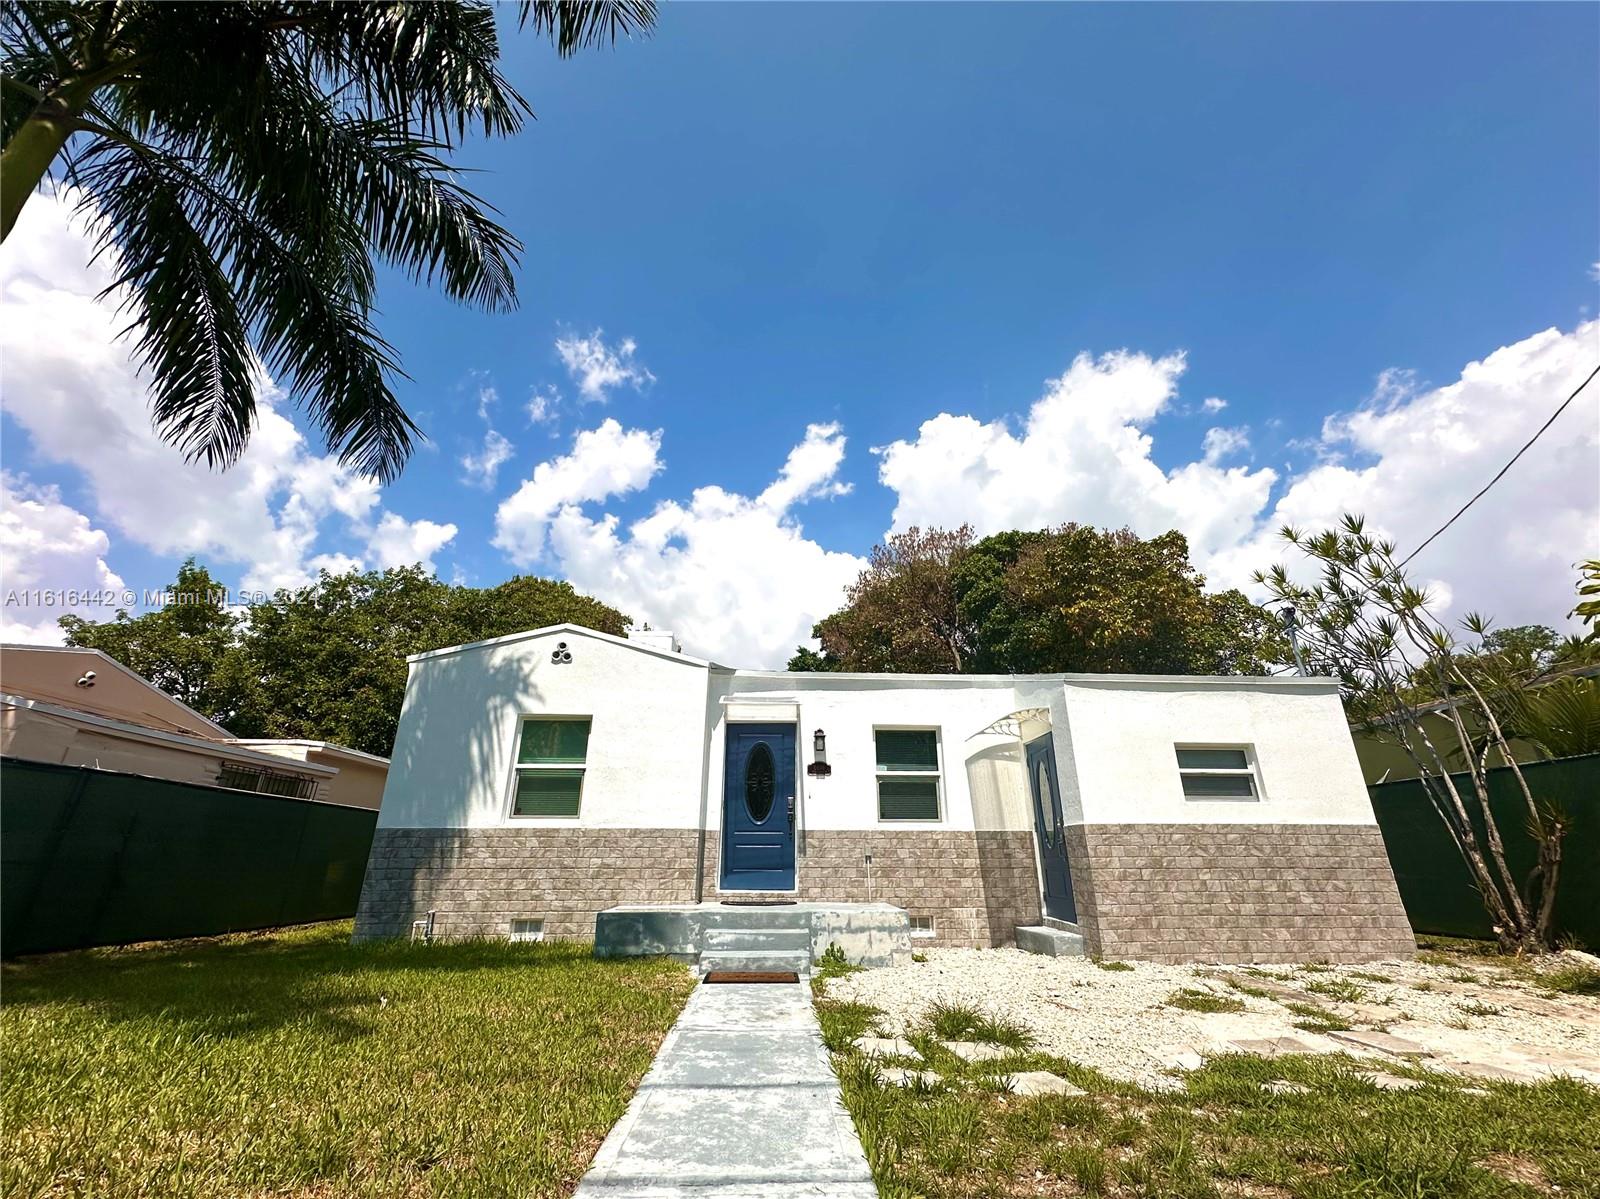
[807,728,831,778]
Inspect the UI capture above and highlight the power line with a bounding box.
[1395,361,1600,571]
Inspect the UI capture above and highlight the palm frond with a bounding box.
[519,0,657,56]
[75,143,258,471]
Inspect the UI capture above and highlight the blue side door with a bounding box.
[722,723,797,890]
[1025,734,1077,922]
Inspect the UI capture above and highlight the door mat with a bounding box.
[702,971,801,984]
[718,899,798,906]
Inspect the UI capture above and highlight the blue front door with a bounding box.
[1026,734,1077,922]
[722,723,797,890]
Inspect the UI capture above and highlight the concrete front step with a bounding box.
[702,926,813,953]
[698,948,812,976]
[696,906,815,931]
[1016,924,1087,958]
[595,902,913,968]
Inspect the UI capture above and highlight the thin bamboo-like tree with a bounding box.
[1,1,654,481]
[1257,515,1567,952]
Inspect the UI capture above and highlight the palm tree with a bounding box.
[0,1,654,482]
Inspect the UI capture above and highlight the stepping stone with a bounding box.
[1342,1003,1406,1024]
[1444,1060,1529,1082]
[1326,1030,1430,1058]
[1228,1036,1318,1057]
[879,1066,941,1088]
[1360,1072,1423,1091]
[1002,1070,1084,1097]
[1159,1046,1206,1071]
[1202,972,1316,1003]
[855,1036,920,1059]
[943,1040,1012,1062]
[1263,1080,1310,1094]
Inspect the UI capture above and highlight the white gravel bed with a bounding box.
[823,948,1600,1090]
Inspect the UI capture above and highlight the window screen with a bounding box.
[518,718,591,764]
[1175,746,1258,799]
[875,729,941,820]
[513,718,591,817]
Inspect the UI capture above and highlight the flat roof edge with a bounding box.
[736,669,1340,689]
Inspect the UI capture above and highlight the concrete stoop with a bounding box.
[1015,924,1088,958]
[595,901,913,974]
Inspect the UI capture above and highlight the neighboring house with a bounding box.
[228,740,391,810]
[1350,663,1600,784]
[354,624,1413,963]
[0,644,385,809]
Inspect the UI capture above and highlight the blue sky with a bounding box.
[3,2,1598,665]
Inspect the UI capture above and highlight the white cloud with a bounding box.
[1202,396,1228,413]
[527,383,560,425]
[460,428,514,489]
[879,325,1599,632]
[366,512,458,573]
[554,329,655,402]
[757,422,853,511]
[1201,426,1250,465]
[1204,320,1600,628]
[0,190,452,598]
[0,472,125,642]
[877,348,1278,563]
[492,418,663,564]
[544,427,866,668]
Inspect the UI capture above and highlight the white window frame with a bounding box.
[1174,743,1263,802]
[873,725,944,823]
[507,715,592,820]
[508,918,545,943]
[908,915,936,938]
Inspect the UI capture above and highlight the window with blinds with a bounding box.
[512,718,592,817]
[874,728,942,821]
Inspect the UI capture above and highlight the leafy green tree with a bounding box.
[59,560,631,757]
[784,645,838,672]
[806,526,976,673]
[1,1,653,480]
[960,526,1283,674]
[796,523,1283,676]
[229,567,630,755]
[59,558,248,724]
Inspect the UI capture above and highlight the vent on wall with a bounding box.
[509,918,545,943]
[909,915,935,938]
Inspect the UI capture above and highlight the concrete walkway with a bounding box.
[574,981,877,1198]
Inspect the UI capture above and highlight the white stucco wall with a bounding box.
[711,673,1036,834]
[1056,678,1375,826]
[378,626,1369,835]
[378,627,711,829]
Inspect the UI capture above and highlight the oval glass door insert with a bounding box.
[745,742,776,823]
[1035,761,1057,845]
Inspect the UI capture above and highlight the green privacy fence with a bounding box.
[1368,753,1600,947]
[1,757,378,957]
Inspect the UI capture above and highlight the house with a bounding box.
[225,740,391,810]
[1350,663,1600,784]
[0,644,386,809]
[354,624,1414,964]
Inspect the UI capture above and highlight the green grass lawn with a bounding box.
[815,994,1600,1199]
[1,921,694,1198]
